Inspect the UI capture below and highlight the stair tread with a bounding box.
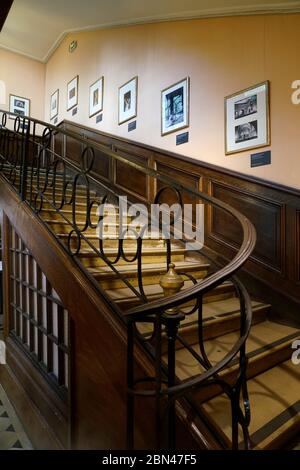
[201,360,300,449]
[87,260,209,277]
[137,299,268,336]
[109,285,244,305]
[77,246,187,257]
[172,320,299,381]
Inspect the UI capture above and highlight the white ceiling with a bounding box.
[1,0,300,62]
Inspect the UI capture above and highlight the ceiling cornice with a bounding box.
[1,1,300,63]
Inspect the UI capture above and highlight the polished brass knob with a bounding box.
[160,263,184,297]
[159,263,184,315]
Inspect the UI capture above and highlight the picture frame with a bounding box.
[50,89,59,121]
[89,77,104,118]
[67,75,79,111]
[118,76,138,125]
[225,81,270,155]
[9,94,30,118]
[161,77,190,136]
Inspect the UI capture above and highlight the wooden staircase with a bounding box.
[10,168,299,450]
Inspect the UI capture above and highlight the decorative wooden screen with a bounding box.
[9,226,69,399]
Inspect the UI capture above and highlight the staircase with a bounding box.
[0,111,299,450]
[5,167,300,450]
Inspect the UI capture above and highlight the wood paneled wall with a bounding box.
[60,120,300,327]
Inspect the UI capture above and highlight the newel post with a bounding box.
[159,263,185,449]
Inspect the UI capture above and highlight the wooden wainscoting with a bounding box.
[59,120,300,327]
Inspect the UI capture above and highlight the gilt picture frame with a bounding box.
[89,77,104,118]
[9,94,30,119]
[161,77,190,136]
[225,81,270,155]
[67,75,79,111]
[50,89,59,121]
[118,76,138,125]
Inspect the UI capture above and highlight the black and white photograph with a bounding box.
[89,77,104,118]
[225,81,269,154]
[235,120,258,143]
[161,77,189,136]
[9,94,30,118]
[234,94,257,119]
[14,99,25,109]
[67,75,78,111]
[118,76,137,125]
[124,91,131,112]
[50,89,59,120]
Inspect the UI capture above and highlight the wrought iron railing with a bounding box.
[0,110,256,450]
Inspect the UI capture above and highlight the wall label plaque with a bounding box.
[96,114,103,123]
[72,107,77,116]
[176,132,189,145]
[251,150,271,167]
[128,120,137,132]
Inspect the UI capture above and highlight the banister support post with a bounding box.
[159,263,185,449]
[20,120,30,201]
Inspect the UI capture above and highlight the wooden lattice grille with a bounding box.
[9,226,69,397]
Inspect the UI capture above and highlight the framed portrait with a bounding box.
[225,81,270,155]
[118,76,138,125]
[89,77,104,118]
[50,89,59,120]
[9,94,30,118]
[161,77,189,136]
[67,75,78,111]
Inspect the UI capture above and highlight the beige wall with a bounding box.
[0,48,45,120]
[27,14,300,189]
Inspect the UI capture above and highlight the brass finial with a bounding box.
[159,263,184,315]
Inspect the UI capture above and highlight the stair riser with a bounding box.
[78,252,185,267]
[41,211,133,224]
[98,268,208,290]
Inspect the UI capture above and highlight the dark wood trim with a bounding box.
[61,119,300,198]
[2,212,11,338]
[0,0,13,32]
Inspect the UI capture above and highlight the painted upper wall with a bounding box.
[17,14,300,189]
[0,48,45,120]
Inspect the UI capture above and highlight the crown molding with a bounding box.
[0,2,300,63]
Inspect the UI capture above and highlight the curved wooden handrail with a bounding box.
[0,109,257,319]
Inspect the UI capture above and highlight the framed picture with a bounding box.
[9,94,30,118]
[67,75,78,111]
[225,81,270,155]
[50,89,59,120]
[89,77,104,118]
[161,77,189,136]
[118,76,138,125]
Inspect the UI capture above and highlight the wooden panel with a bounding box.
[156,161,201,206]
[113,145,151,201]
[296,211,300,283]
[208,180,285,273]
